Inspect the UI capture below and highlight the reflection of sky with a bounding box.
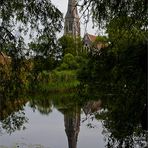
[0,103,105,148]
[79,114,105,148]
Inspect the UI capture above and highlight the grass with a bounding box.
[36,70,80,92]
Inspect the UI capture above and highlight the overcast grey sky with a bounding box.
[51,0,99,37]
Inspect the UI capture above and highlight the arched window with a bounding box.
[66,25,68,32]
[69,22,72,31]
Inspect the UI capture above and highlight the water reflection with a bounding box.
[0,89,147,148]
[53,94,81,148]
[29,97,52,115]
[63,106,80,148]
[0,96,28,135]
[83,100,102,120]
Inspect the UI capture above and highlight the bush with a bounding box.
[58,53,78,70]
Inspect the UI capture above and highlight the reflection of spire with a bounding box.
[64,106,80,148]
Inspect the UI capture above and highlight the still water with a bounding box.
[0,102,104,148]
[0,90,147,148]
[0,91,106,148]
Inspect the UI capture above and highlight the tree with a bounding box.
[79,0,147,91]
[0,0,63,57]
[57,53,78,70]
[78,4,147,142]
[0,0,63,96]
[59,35,83,57]
[80,0,147,29]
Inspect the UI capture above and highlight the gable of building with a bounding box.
[83,33,97,47]
[83,33,108,54]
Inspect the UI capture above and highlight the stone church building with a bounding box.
[64,0,105,52]
[64,0,80,37]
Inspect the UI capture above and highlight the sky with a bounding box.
[51,0,99,37]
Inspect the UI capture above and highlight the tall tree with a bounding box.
[0,0,63,95]
[80,0,147,28]
[59,35,83,57]
[0,0,63,57]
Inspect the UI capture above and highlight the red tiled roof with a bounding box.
[87,33,97,42]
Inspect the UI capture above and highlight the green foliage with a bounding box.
[0,57,34,97]
[106,16,147,54]
[38,70,77,83]
[32,56,58,72]
[58,53,78,70]
[57,53,88,71]
[0,1,63,73]
[0,0,63,96]
[28,34,62,58]
[59,35,84,56]
[0,0,62,47]
[0,64,11,93]
[80,0,147,28]
[36,70,79,92]
[79,15,146,88]
[95,36,108,43]
[78,14,147,147]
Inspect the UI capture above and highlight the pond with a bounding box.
[0,89,147,148]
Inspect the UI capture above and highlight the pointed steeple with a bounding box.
[64,106,80,148]
[64,0,81,37]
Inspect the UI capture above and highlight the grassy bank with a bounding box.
[36,70,80,92]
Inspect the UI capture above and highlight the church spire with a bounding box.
[64,0,81,37]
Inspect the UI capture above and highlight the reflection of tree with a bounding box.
[0,96,28,135]
[83,100,102,116]
[94,89,147,148]
[0,98,27,120]
[0,110,28,135]
[78,73,147,148]
[81,100,102,128]
[102,129,147,148]
[29,97,52,115]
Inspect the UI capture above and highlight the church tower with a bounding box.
[64,0,81,37]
